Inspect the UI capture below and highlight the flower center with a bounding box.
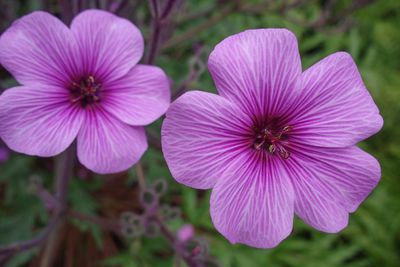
[69,76,101,107]
[253,124,292,159]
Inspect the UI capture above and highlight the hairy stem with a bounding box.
[135,162,146,191]
[40,145,76,267]
[68,210,121,232]
[0,213,63,256]
[58,0,73,24]
[0,145,75,263]
[145,0,177,64]
[153,216,197,266]
[146,129,162,151]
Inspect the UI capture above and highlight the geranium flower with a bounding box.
[0,10,170,174]
[162,29,383,248]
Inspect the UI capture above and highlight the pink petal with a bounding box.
[288,145,381,232]
[289,52,383,147]
[102,65,170,126]
[70,9,144,83]
[77,106,147,174]
[0,86,83,156]
[208,29,302,118]
[210,152,294,248]
[162,91,252,189]
[0,11,79,86]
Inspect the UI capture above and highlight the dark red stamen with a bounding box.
[69,76,101,107]
[253,124,292,159]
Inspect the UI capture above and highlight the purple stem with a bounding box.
[54,145,75,209]
[68,210,121,232]
[172,45,205,101]
[146,129,162,151]
[114,0,129,14]
[153,216,197,266]
[36,187,60,211]
[145,0,177,65]
[0,145,75,262]
[73,0,79,15]
[146,20,161,65]
[58,0,73,24]
[94,0,101,9]
[149,0,159,18]
[41,0,49,11]
[39,145,75,267]
[0,213,63,257]
[160,0,177,20]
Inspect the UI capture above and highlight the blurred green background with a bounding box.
[0,0,399,266]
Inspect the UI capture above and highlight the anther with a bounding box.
[252,124,292,159]
[69,76,101,106]
[282,151,290,159]
[268,145,275,153]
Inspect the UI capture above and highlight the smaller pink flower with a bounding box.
[0,10,170,173]
[178,224,194,242]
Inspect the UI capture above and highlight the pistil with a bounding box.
[69,76,101,107]
[253,124,292,159]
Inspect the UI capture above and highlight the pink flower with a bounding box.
[0,10,170,174]
[178,224,194,242]
[162,29,383,248]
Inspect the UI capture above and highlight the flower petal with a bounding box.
[162,91,252,189]
[0,86,83,156]
[77,107,147,174]
[288,145,380,232]
[70,9,144,83]
[102,65,170,126]
[208,29,302,119]
[0,11,79,86]
[210,152,294,248]
[289,52,383,147]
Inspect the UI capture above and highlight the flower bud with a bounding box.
[143,220,160,238]
[151,178,167,196]
[178,224,194,242]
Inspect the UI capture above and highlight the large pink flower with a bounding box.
[162,29,383,248]
[0,10,170,174]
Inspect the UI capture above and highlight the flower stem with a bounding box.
[40,145,76,267]
[0,145,75,264]
[145,0,177,64]
[153,216,197,266]
[135,162,146,191]
[54,145,75,210]
[109,0,129,14]
[68,210,121,232]
[58,0,73,24]
[0,213,62,256]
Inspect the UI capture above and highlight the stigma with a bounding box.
[253,125,292,159]
[69,76,101,107]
